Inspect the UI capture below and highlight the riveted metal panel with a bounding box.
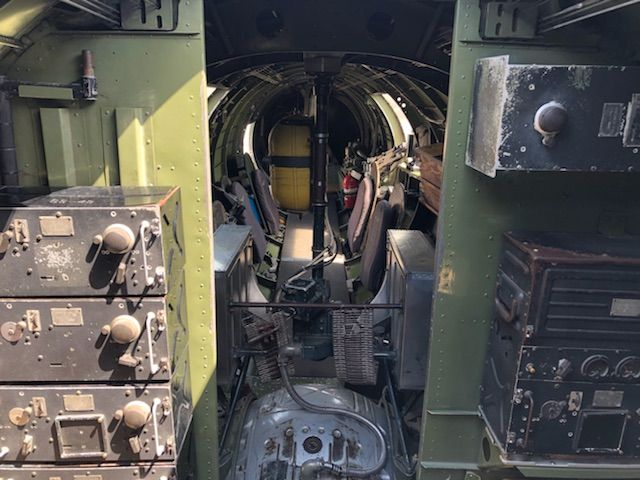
[0,186,183,297]
[0,385,179,463]
[0,296,189,383]
[467,57,640,176]
[0,465,176,480]
[3,2,227,476]
[419,1,640,479]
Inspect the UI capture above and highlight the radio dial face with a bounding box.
[581,355,610,379]
[616,356,640,380]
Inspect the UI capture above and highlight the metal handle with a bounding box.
[495,296,521,323]
[146,312,160,375]
[54,414,108,460]
[151,397,165,457]
[140,221,155,287]
[523,391,534,449]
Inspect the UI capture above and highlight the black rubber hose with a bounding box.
[278,346,388,478]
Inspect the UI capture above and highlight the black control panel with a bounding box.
[480,232,640,459]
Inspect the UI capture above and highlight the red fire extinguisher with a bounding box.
[342,170,362,210]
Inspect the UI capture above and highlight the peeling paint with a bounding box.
[437,263,455,294]
[38,243,75,271]
[568,66,593,91]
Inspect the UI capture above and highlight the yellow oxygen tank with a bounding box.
[269,116,312,211]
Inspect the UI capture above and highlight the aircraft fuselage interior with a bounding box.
[0,2,640,480]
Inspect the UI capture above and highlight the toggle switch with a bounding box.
[20,435,34,457]
[0,230,13,253]
[554,358,572,381]
[118,353,141,368]
[115,261,127,285]
[128,435,142,454]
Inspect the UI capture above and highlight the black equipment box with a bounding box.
[0,186,183,296]
[467,56,640,176]
[0,187,191,477]
[481,232,640,459]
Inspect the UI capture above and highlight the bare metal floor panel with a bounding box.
[278,208,348,303]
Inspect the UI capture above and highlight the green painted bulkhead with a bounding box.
[0,2,217,478]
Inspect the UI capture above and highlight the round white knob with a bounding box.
[108,315,141,344]
[101,224,135,254]
[122,400,151,429]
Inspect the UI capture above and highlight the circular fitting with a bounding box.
[9,407,32,427]
[534,101,568,138]
[302,436,323,454]
[581,355,610,379]
[108,315,141,344]
[1,321,26,342]
[122,400,151,429]
[540,400,563,420]
[615,356,640,380]
[101,224,135,254]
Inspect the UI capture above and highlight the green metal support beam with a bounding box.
[418,1,640,479]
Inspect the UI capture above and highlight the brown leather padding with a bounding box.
[388,183,405,226]
[252,169,280,236]
[347,177,374,253]
[360,200,395,293]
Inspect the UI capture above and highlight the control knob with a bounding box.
[96,224,136,254]
[1,321,27,343]
[122,400,151,429]
[534,101,568,146]
[8,406,32,427]
[540,400,566,420]
[101,315,141,344]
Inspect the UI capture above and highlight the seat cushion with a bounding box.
[231,182,267,261]
[347,177,374,253]
[360,200,395,293]
[388,183,405,227]
[251,169,281,236]
[212,200,227,231]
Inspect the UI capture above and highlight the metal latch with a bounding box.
[140,220,163,287]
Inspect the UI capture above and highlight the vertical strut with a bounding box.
[311,76,332,281]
